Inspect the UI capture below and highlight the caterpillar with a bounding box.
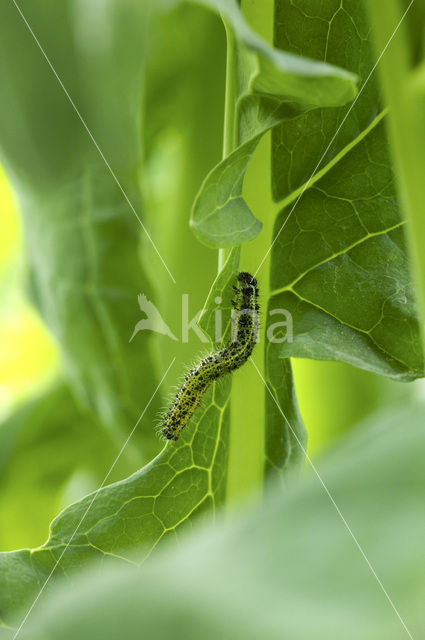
[162,272,259,441]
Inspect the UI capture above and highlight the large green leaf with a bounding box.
[0,1,163,456]
[267,0,424,382]
[0,252,242,628]
[271,0,382,200]
[13,395,425,639]
[263,0,423,487]
[270,121,422,379]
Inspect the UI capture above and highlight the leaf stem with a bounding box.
[222,18,237,160]
[219,17,238,272]
[366,0,425,352]
[225,0,274,507]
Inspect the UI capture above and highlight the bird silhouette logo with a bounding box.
[129,294,178,342]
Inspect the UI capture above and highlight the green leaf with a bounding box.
[264,352,306,482]
[268,0,424,381]
[190,134,264,248]
[0,1,161,455]
[271,0,381,201]
[190,0,358,248]
[0,385,131,552]
[17,396,425,640]
[0,255,241,627]
[203,0,357,105]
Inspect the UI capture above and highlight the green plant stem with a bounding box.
[225,0,274,506]
[366,0,425,351]
[222,18,237,160]
[219,18,237,272]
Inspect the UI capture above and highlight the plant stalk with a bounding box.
[366,0,425,352]
[224,0,274,506]
[219,18,237,272]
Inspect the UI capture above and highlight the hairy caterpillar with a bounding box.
[162,272,259,441]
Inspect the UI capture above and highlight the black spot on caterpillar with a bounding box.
[162,272,259,441]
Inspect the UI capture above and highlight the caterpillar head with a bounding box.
[238,271,257,285]
[237,271,257,295]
